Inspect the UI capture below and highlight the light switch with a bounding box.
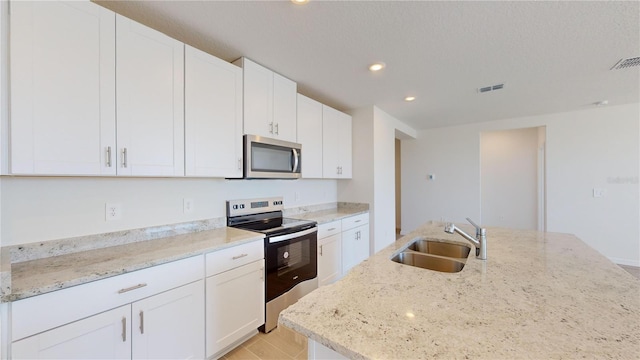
[593,188,605,198]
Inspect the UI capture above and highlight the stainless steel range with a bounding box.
[226,197,318,333]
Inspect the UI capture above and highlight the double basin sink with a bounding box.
[391,239,471,273]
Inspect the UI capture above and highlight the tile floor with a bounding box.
[222,325,307,360]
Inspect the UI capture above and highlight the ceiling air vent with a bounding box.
[611,57,640,70]
[478,83,505,93]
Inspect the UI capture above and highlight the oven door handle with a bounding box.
[269,227,317,243]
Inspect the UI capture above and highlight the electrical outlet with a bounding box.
[183,198,194,214]
[105,203,122,221]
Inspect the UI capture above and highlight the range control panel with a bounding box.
[227,197,284,217]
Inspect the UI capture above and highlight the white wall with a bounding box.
[395,139,401,231]
[338,106,416,254]
[402,103,640,266]
[480,127,540,230]
[1,177,337,246]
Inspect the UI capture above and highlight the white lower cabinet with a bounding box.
[12,305,131,360]
[317,213,370,285]
[12,280,204,360]
[132,280,205,360]
[10,256,205,360]
[317,220,343,287]
[205,240,265,359]
[341,214,370,274]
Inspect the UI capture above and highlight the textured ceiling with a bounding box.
[95,0,640,130]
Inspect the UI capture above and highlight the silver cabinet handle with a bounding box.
[269,122,274,134]
[232,253,248,260]
[121,148,128,168]
[139,311,144,334]
[106,146,112,167]
[319,244,323,256]
[238,158,242,170]
[118,283,147,294]
[122,317,126,342]
[355,220,362,223]
[260,267,264,281]
[327,228,336,231]
[336,166,340,175]
[275,123,279,135]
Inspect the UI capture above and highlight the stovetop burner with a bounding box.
[226,197,316,237]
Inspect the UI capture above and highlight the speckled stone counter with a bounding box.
[2,226,263,302]
[279,222,640,359]
[285,202,369,224]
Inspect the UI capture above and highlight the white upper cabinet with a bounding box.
[322,105,352,179]
[185,45,243,178]
[296,94,323,178]
[272,73,297,142]
[235,58,297,142]
[9,1,116,175]
[116,15,185,177]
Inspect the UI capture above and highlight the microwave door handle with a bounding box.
[292,148,300,172]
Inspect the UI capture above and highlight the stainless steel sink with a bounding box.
[406,240,471,259]
[391,252,466,273]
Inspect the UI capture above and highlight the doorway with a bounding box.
[395,138,401,238]
[480,127,546,230]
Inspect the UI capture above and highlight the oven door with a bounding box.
[265,227,317,302]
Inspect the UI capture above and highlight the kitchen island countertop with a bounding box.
[279,222,640,359]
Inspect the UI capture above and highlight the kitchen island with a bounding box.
[279,222,640,359]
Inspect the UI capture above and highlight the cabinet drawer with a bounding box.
[12,255,204,341]
[318,220,341,239]
[206,240,264,277]
[342,213,369,231]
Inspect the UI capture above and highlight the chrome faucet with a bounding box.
[444,218,487,260]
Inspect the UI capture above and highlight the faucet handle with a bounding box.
[465,217,481,230]
[465,218,485,237]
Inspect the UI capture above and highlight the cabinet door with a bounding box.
[297,94,323,178]
[242,58,273,138]
[206,259,265,359]
[322,106,340,178]
[318,233,342,286]
[12,305,130,360]
[342,225,370,274]
[337,112,352,179]
[132,280,205,360]
[10,1,116,175]
[185,45,243,178]
[272,73,297,142]
[116,15,185,176]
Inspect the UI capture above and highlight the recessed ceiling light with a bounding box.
[404,96,416,102]
[291,0,309,4]
[369,62,385,72]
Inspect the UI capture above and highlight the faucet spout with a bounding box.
[444,219,487,260]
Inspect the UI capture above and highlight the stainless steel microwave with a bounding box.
[244,135,301,179]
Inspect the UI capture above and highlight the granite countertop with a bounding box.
[1,202,370,303]
[279,222,640,359]
[3,227,263,302]
[285,202,369,225]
